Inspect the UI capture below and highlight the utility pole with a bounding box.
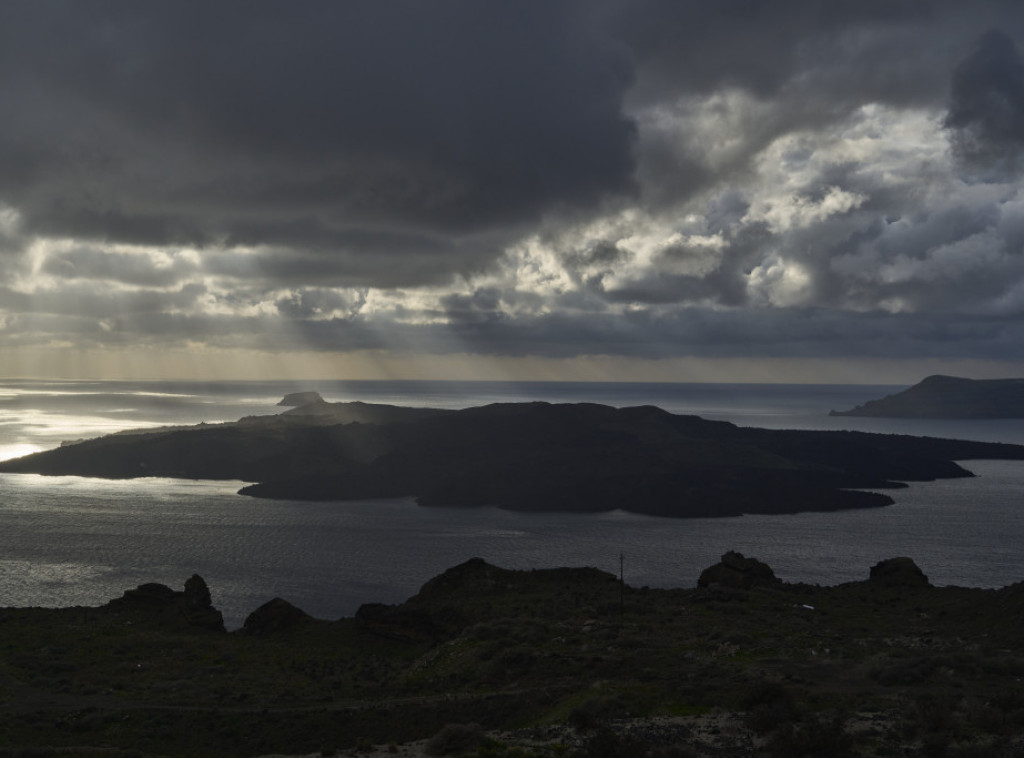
[619,552,624,616]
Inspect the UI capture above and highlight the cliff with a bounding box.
[3,395,1024,517]
[831,374,1024,418]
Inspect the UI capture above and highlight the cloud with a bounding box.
[40,245,199,288]
[0,1,636,281]
[2,3,1024,376]
[945,30,1024,178]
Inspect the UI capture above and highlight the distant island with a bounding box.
[831,374,1024,418]
[3,394,1023,517]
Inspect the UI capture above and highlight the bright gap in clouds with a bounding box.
[0,443,40,461]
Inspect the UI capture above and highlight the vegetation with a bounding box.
[1,554,1024,756]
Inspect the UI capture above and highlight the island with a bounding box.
[2,395,1023,517]
[831,374,1024,418]
[1,555,1023,756]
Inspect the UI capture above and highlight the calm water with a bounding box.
[1,379,1023,629]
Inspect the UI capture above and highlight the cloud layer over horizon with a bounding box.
[3,1,1024,378]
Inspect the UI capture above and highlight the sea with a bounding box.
[1,378,1023,630]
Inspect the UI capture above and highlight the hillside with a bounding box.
[3,397,1024,517]
[1,556,1024,756]
[831,375,1024,418]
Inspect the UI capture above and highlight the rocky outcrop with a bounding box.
[868,557,931,588]
[181,574,225,629]
[107,574,225,632]
[116,581,179,605]
[831,375,1024,418]
[697,551,781,590]
[241,597,311,635]
[278,391,325,407]
[357,559,621,643]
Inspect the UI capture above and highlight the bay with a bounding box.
[1,379,1023,629]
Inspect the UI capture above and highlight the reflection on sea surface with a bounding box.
[1,460,1023,630]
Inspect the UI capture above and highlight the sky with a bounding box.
[3,1,1024,383]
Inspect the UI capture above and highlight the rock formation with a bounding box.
[241,597,311,635]
[106,574,225,632]
[868,557,931,587]
[697,551,781,590]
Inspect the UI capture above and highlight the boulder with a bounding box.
[698,551,780,590]
[241,597,311,635]
[414,557,502,599]
[869,557,930,588]
[118,582,179,604]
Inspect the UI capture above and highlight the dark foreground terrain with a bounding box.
[3,396,1024,516]
[2,555,1024,757]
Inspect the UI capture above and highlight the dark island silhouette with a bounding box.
[3,394,1023,517]
[831,374,1024,418]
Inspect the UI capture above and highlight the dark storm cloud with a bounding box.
[3,1,991,264]
[526,13,1024,327]
[0,0,635,282]
[201,227,496,289]
[617,0,929,99]
[0,283,205,319]
[0,1,1016,262]
[41,246,197,287]
[5,1,1024,370]
[423,308,1024,362]
[618,0,1020,104]
[132,305,1018,363]
[621,1,1024,210]
[440,288,506,325]
[945,30,1024,177]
